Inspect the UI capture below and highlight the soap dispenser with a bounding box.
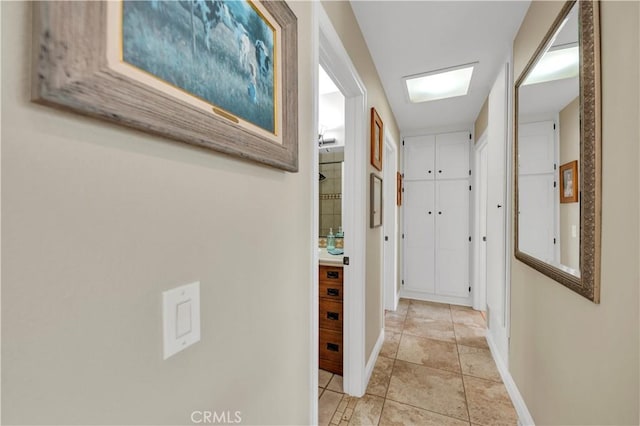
[327,228,336,250]
[336,226,344,238]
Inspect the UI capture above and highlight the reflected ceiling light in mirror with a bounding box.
[404,64,475,103]
[523,44,579,86]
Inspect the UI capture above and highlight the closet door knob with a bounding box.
[438,211,442,215]
[438,170,442,173]
[428,211,432,215]
[428,170,432,174]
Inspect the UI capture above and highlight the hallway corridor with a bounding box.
[318,299,517,425]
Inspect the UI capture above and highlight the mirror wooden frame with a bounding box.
[514,0,601,303]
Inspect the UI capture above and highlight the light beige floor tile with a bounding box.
[366,355,395,397]
[380,331,402,359]
[453,323,489,349]
[464,375,518,425]
[458,345,501,382]
[348,394,385,425]
[407,300,452,322]
[391,298,409,316]
[319,387,325,399]
[386,360,468,421]
[379,399,471,426]
[327,374,344,393]
[451,308,485,327]
[396,334,461,373]
[403,317,456,343]
[450,304,474,311]
[319,369,333,388]
[319,390,343,426]
[385,311,406,332]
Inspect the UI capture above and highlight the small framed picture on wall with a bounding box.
[560,160,579,203]
[370,107,383,171]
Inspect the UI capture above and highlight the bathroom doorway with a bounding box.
[312,5,368,422]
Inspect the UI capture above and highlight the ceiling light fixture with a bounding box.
[404,63,476,103]
[523,43,579,86]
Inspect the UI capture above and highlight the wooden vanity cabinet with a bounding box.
[319,265,343,375]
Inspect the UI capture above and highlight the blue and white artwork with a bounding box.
[123,0,275,133]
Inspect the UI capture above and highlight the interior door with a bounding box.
[435,180,470,299]
[518,121,557,263]
[403,180,435,293]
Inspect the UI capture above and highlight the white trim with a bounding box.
[309,4,320,424]
[486,333,535,426]
[473,132,488,311]
[399,289,473,307]
[383,131,398,311]
[318,4,368,398]
[365,328,385,386]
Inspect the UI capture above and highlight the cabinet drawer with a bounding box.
[319,358,343,376]
[320,280,343,301]
[319,299,343,332]
[319,266,343,284]
[319,329,343,364]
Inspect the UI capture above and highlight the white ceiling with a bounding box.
[350,1,531,134]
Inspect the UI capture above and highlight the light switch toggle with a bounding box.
[163,282,200,359]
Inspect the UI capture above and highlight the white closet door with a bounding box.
[435,132,470,180]
[519,174,556,262]
[518,121,557,263]
[403,180,435,293]
[518,121,555,174]
[435,180,470,298]
[404,135,435,181]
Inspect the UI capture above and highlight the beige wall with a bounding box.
[2,1,314,424]
[559,97,580,270]
[474,97,489,143]
[321,1,401,362]
[510,2,640,425]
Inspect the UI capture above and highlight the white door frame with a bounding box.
[311,6,368,418]
[473,132,488,311]
[383,132,398,311]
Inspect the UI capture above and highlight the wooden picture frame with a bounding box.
[560,160,579,203]
[32,1,299,172]
[370,173,382,228]
[396,172,402,206]
[370,107,383,171]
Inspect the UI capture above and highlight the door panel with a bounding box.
[404,135,435,181]
[436,132,471,180]
[435,180,470,298]
[403,180,435,293]
[519,174,555,262]
[518,121,555,174]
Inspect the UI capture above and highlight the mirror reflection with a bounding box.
[319,152,343,237]
[517,2,580,276]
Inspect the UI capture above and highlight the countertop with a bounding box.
[319,248,344,266]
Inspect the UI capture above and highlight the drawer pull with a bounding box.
[327,312,340,321]
[326,271,340,279]
[327,288,340,297]
[327,343,340,352]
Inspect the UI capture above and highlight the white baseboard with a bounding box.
[400,289,472,307]
[364,328,385,388]
[486,333,535,426]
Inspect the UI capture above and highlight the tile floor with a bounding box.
[318,298,518,426]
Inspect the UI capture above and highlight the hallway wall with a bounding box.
[510,2,640,425]
[1,2,314,424]
[320,1,401,365]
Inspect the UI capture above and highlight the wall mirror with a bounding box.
[515,0,601,302]
[319,151,344,237]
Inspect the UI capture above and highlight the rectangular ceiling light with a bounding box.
[523,44,579,86]
[405,65,474,103]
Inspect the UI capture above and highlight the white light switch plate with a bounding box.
[163,281,200,359]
